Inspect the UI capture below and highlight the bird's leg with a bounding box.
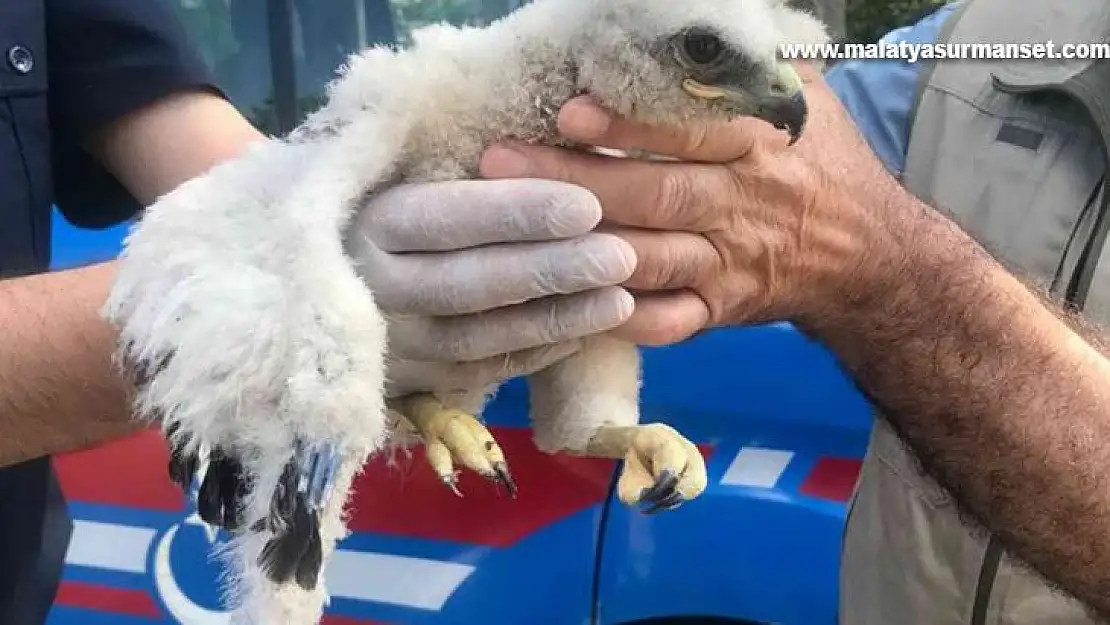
[526,335,707,515]
[396,393,517,497]
[583,423,708,514]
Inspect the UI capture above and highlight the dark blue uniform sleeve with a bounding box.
[45,0,226,227]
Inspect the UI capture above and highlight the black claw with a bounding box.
[489,462,518,499]
[639,468,679,505]
[643,490,686,515]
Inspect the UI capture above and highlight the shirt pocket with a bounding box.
[912,78,1106,287]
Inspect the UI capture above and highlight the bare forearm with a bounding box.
[0,92,264,466]
[800,197,1110,616]
[0,262,138,466]
[89,90,265,206]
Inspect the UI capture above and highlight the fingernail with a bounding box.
[560,99,611,138]
[595,287,636,327]
[615,288,635,322]
[481,145,532,178]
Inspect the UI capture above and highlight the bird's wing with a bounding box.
[102,103,407,622]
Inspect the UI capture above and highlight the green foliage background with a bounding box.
[387,0,955,45]
[174,0,955,131]
[845,0,949,43]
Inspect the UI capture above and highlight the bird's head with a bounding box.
[563,0,829,144]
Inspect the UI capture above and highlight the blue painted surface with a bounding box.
[49,209,135,271]
[47,206,875,624]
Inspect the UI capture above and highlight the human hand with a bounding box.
[345,178,636,394]
[478,62,904,344]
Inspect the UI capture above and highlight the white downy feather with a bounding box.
[102,0,828,622]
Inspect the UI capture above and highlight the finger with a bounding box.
[637,430,691,514]
[461,417,505,465]
[639,467,681,504]
[676,440,709,500]
[480,142,733,232]
[424,439,461,496]
[391,287,634,362]
[370,233,636,316]
[616,452,658,505]
[556,95,761,163]
[609,291,709,346]
[440,417,496,476]
[459,419,518,497]
[358,179,603,252]
[604,227,720,291]
[647,436,689,484]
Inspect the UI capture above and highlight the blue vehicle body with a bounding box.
[45,207,875,625]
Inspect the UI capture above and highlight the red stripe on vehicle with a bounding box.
[344,427,617,547]
[54,580,162,618]
[54,429,187,512]
[798,456,862,502]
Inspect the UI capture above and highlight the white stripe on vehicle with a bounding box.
[64,515,474,611]
[66,519,157,574]
[719,447,794,488]
[326,550,475,609]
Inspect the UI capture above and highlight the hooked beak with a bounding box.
[681,62,808,145]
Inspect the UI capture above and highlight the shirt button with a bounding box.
[7,45,33,74]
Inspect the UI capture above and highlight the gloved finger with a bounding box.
[385,341,582,397]
[357,179,603,252]
[390,287,634,362]
[370,233,636,316]
[480,142,732,233]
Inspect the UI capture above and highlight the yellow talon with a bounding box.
[586,422,707,513]
[397,393,517,497]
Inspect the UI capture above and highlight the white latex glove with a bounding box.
[345,178,636,396]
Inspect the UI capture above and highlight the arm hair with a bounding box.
[799,193,1110,618]
[0,91,263,466]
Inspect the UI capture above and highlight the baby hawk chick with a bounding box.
[103,0,828,622]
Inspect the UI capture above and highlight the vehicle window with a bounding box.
[170,0,532,132]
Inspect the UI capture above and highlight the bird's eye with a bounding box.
[682,29,724,65]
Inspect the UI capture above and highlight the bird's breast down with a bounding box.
[397,70,580,183]
[321,26,582,185]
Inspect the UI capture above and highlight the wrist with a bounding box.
[793,184,992,340]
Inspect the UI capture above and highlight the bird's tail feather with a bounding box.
[210,448,366,624]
